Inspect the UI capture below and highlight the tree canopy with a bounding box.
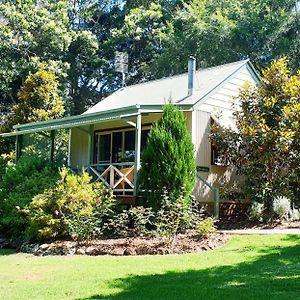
[0,0,299,152]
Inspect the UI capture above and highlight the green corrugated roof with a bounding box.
[0,59,260,138]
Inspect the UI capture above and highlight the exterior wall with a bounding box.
[192,66,256,202]
[69,113,165,168]
[69,127,90,168]
[192,109,242,203]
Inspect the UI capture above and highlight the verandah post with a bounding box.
[134,112,142,196]
[50,130,55,163]
[15,133,23,162]
[87,125,94,167]
[67,128,72,167]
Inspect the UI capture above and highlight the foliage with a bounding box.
[0,0,101,127]
[0,156,7,180]
[0,0,299,122]
[0,0,299,149]
[140,104,196,210]
[111,0,299,84]
[0,155,58,237]
[21,130,69,166]
[273,196,291,220]
[110,2,174,83]
[25,168,116,241]
[104,206,154,238]
[211,58,300,214]
[12,64,65,125]
[0,0,72,109]
[154,190,191,243]
[66,30,101,114]
[248,202,264,222]
[196,217,216,238]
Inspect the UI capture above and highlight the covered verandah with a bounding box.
[0,104,193,198]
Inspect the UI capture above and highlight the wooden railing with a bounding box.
[88,162,135,195]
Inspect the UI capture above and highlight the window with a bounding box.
[97,134,111,163]
[94,126,150,164]
[124,131,135,162]
[112,132,122,163]
[210,119,228,166]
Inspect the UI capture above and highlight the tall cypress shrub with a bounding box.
[140,104,196,210]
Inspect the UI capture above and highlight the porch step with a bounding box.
[116,195,139,206]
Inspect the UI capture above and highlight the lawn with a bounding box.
[1,235,300,300]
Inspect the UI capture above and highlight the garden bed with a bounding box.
[1,232,228,256]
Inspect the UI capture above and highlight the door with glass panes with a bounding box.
[94,127,150,165]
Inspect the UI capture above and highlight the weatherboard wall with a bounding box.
[192,65,257,202]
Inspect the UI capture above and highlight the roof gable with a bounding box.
[84,59,259,115]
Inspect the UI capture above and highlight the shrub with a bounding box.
[140,103,196,210]
[248,202,264,221]
[273,196,291,219]
[25,168,116,241]
[0,155,58,237]
[105,206,154,238]
[0,156,7,182]
[196,217,216,238]
[289,208,300,221]
[154,190,190,243]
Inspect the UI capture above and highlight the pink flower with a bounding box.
[53,210,59,217]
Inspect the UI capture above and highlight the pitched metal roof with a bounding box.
[0,59,259,137]
[85,59,255,114]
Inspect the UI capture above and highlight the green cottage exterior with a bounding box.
[1,59,260,210]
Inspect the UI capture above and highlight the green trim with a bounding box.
[1,104,193,138]
[14,105,140,130]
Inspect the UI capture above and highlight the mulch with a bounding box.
[4,232,229,256]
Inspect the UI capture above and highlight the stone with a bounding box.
[20,242,40,253]
[156,247,170,255]
[0,238,10,249]
[135,245,152,255]
[39,244,49,250]
[76,248,86,255]
[123,247,136,256]
[85,246,98,256]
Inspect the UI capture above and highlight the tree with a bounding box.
[66,30,100,114]
[110,2,174,84]
[140,104,196,210]
[11,64,65,125]
[0,0,72,109]
[163,0,299,72]
[211,57,300,215]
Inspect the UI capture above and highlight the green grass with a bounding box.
[1,235,300,300]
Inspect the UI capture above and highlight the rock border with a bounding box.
[0,232,228,256]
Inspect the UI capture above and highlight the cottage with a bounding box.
[1,58,260,211]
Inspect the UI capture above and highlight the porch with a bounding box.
[0,104,193,200]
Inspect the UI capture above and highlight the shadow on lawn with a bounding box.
[78,235,300,300]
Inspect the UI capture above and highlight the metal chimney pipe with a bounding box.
[188,56,196,96]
